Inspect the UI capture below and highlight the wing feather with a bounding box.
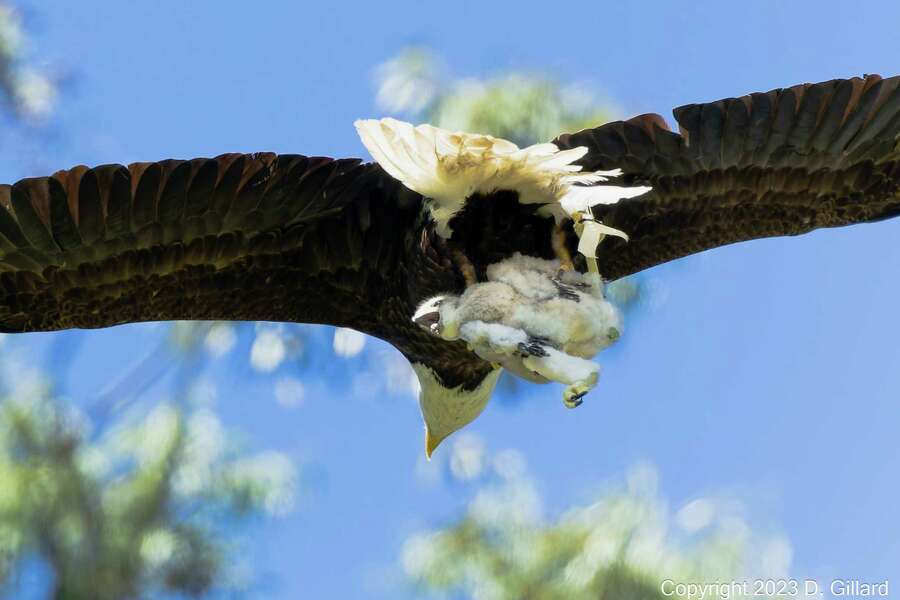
[555,74,900,280]
[0,154,416,333]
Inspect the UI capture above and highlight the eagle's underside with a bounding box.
[0,74,897,397]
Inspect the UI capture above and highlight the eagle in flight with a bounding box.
[0,74,898,455]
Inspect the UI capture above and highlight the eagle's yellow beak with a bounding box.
[424,428,447,460]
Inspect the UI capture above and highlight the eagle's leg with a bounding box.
[431,232,478,287]
[450,246,478,287]
[552,223,575,274]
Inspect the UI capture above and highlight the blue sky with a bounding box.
[4,1,900,597]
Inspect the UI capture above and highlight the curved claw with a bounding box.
[564,394,585,409]
[516,339,550,358]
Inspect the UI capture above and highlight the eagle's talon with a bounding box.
[564,395,584,409]
[552,278,581,302]
[517,340,549,358]
[563,371,599,409]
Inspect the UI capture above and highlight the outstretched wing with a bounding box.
[556,74,900,279]
[0,153,420,332]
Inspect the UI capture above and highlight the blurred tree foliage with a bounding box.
[0,357,296,599]
[375,47,612,146]
[404,444,792,600]
[0,3,55,123]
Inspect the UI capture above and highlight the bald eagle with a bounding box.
[0,74,898,455]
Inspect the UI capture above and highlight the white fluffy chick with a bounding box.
[414,253,622,419]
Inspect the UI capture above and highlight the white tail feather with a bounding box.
[354,118,652,245]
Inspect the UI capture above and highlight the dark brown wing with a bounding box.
[0,153,422,333]
[556,74,900,280]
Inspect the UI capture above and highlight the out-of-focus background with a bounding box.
[0,2,898,598]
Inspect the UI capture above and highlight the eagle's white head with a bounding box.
[411,363,502,459]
